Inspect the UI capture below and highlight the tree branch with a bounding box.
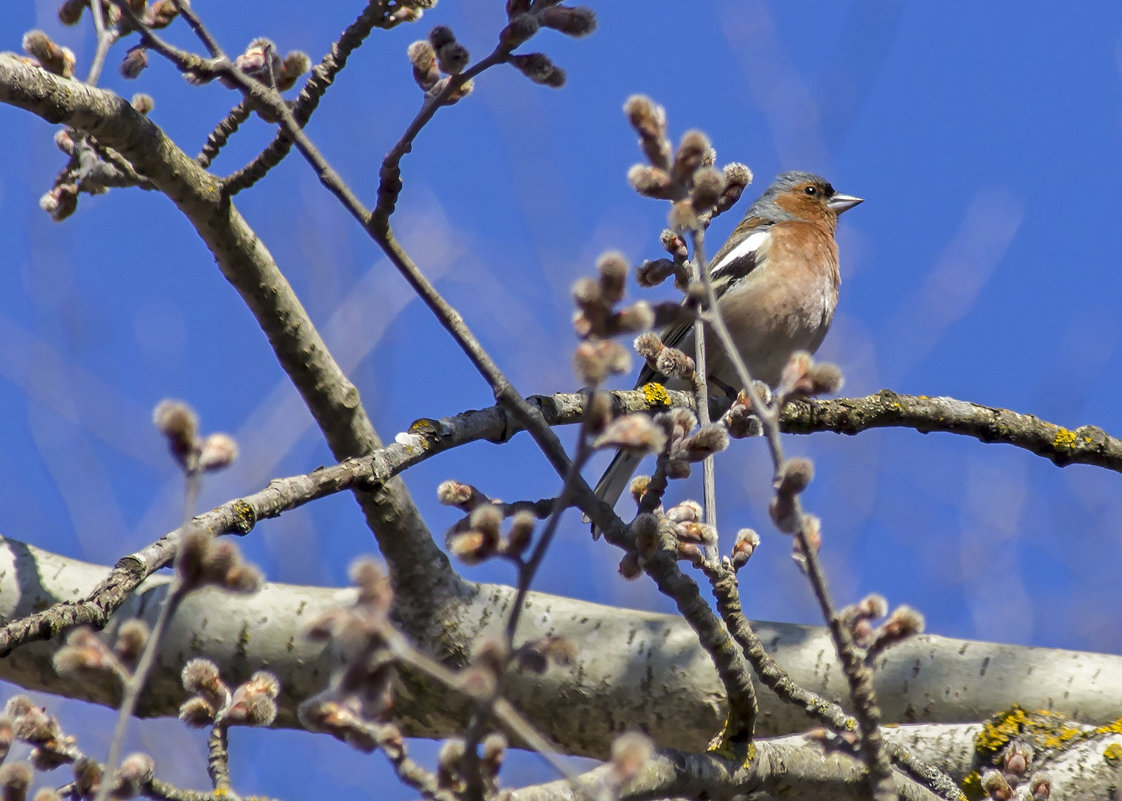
[1,537,1119,757]
[0,53,442,592]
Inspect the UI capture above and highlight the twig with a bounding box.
[94,581,188,801]
[457,401,600,798]
[504,416,594,648]
[371,49,508,227]
[196,101,250,167]
[85,0,120,86]
[688,231,719,562]
[207,722,232,792]
[168,0,225,58]
[385,629,591,797]
[688,230,895,800]
[702,564,961,800]
[640,527,757,752]
[223,0,405,194]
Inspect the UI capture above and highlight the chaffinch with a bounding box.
[594,170,863,513]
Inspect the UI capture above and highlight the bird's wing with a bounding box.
[709,227,771,284]
[635,226,772,386]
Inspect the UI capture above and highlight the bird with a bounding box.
[593,170,863,516]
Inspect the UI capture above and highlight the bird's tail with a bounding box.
[590,448,644,538]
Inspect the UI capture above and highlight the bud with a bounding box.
[623,95,665,144]
[573,340,631,385]
[23,31,75,78]
[654,346,695,381]
[717,162,753,215]
[118,753,155,788]
[667,199,700,233]
[438,480,489,513]
[198,432,238,471]
[676,424,728,461]
[436,42,469,75]
[481,732,507,777]
[276,51,311,91]
[540,6,597,37]
[774,458,814,495]
[505,510,535,556]
[39,183,79,222]
[115,619,149,668]
[0,762,32,801]
[690,166,726,213]
[58,0,85,26]
[768,492,799,534]
[499,14,539,49]
[428,25,456,50]
[509,53,565,87]
[408,41,441,91]
[152,399,198,467]
[437,738,466,789]
[627,165,674,199]
[618,551,641,579]
[178,697,215,727]
[592,414,666,454]
[807,362,844,395]
[596,251,629,304]
[235,38,282,85]
[144,0,179,29]
[980,769,1012,800]
[448,531,492,566]
[609,732,653,785]
[672,130,711,184]
[730,528,759,570]
[130,93,155,114]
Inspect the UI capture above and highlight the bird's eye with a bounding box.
[803,185,818,196]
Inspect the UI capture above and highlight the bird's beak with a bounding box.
[828,194,864,215]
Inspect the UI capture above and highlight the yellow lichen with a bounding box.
[230,499,257,535]
[1053,427,1077,450]
[409,418,440,435]
[1094,718,1122,736]
[974,705,1031,756]
[960,771,983,800]
[1103,742,1122,761]
[641,382,671,406]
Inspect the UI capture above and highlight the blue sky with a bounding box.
[3,1,1122,796]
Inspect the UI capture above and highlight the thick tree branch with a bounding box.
[509,735,946,801]
[1,537,1119,757]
